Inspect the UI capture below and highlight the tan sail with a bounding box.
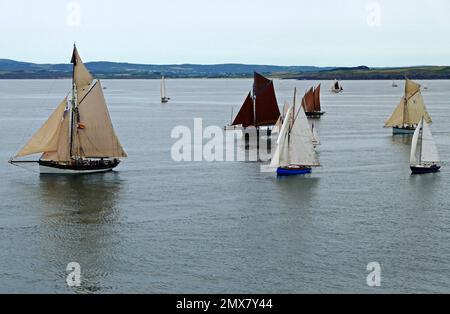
[15,98,68,158]
[73,81,127,158]
[71,46,94,101]
[385,79,432,127]
[41,113,71,162]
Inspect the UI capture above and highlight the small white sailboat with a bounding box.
[270,90,320,176]
[161,76,170,103]
[9,45,127,174]
[330,79,343,93]
[410,117,441,174]
[385,79,432,135]
[392,80,398,88]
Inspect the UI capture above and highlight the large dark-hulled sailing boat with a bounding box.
[302,84,325,118]
[9,45,127,174]
[226,72,281,132]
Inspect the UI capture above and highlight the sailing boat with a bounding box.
[330,79,343,93]
[385,79,432,135]
[9,45,127,174]
[392,80,398,88]
[270,89,320,176]
[227,72,281,133]
[161,76,170,103]
[302,84,325,117]
[410,117,441,174]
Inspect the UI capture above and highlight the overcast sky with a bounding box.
[1,0,449,66]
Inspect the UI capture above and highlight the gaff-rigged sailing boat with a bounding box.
[227,72,281,132]
[410,117,441,174]
[9,45,127,174]
[330,79,343,93]
[161,76,170,103]
[385,79,432,135]
[302,84,325,118]
[270,89,320,176]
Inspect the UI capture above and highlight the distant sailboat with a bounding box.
[330,80,343,93]
[270,89,320,176]
[392,81,398,88]
[385,79,432,135]
[410,117,441,174]
[302,84,325,117]
[9,45,127,174]
[227,72,281,133]
[161,76,170,103]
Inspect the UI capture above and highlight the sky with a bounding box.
[1,0,450,67]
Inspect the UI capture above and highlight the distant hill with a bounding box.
[0,59,329,79]
[283,66,450,80]
[1,59,449,79]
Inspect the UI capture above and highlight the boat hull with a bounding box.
[39,160,120,175]
[305,112,325,118]
[277,167,312,176]
[393,126,415,135]
[161,98,170,103]
[410,165,441,174]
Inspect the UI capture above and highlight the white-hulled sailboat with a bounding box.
[270,89,320,176]
[385,79,432,135]
[161,76,170,103]
[410,117,441,174]
[9,45,127,174]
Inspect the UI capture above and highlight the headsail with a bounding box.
[232,92,254,127]
[15,97,69,158]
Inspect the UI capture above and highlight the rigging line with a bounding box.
[78,80,99,106]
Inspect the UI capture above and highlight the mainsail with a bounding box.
[385,79,432,127]
[161,76,167,99]
[72,81,127,158]
[232,72,280,127]
[314,84,321,112]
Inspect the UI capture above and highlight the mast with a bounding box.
[69,44,76,160]
[418,118,424,164]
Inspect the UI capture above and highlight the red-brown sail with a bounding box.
[232,72,280,127]
[255,80,281,126]
[302,87,315,113]
[232,92,254,127]
[313,84,321,112]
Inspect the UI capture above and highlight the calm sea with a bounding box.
[1,79,450,293]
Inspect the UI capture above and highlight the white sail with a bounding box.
[421,120,440,163]
[161,76,167,99]
[410,119,440,166]
[311,122,321,146]
[277,105,319,167]
[270,106,292,168]
[410,119,422,166]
